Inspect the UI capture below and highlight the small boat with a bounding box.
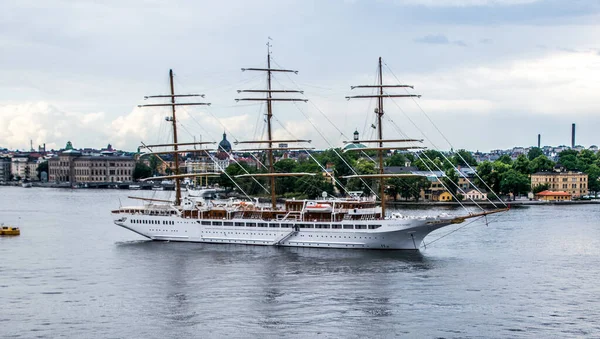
[22,180,32,188]
[304,202,333,213]
[129,184,141,190]
[1,225,20,236]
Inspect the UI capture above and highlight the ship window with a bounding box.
[343,224,353,229]
[269,223,279,228]
[355,225,367,229]
[331,224,342,229]
[223,222,233,226]
[246,223,256,227]
[212,221,222,226]
[368,225,382,229]
[257,223,268,227]
[281,223,292,228]
[299,224,312,228]
[316,224,330,229]
[235,222,245,226]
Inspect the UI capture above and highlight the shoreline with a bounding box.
[2,182,598,206]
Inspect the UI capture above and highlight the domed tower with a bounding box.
[217,132,232,160]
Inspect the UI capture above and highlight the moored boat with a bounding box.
[112,47,508,250]
[1,225,20,236]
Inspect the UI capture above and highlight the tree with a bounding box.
[385,152,407,167]
[148,155,160,175]
[512,154,531,174]
[36,161,48,180]
[442,169,459,197]
[585,164,600,197]
[295,175,334,199]
[497,154,513,165]
[577,149,597,172]
[388,177,431,202]
[24,166,31,180]
[532,183,549,194]
[132,162,152,181]
[529,155,555,173]
[499,169,530,199]
[558,149,579,171]
[527,147,543,161]
[453,149,477,167]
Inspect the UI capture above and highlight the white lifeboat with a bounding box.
[305,202,332,213]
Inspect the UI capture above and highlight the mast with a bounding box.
[346,57,421,218]
[169,69,181,205]
[139,70,211,206]
[236,41,307,209]
[266,47,276,209]
[377,57,386,217]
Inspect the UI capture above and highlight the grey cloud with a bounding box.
[479,38,493,44]
[414,34,450,44]
[453,40,468,47]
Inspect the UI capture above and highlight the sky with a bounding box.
[1,0,600,153]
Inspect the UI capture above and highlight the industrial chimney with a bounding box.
[537,134,541,148]
[571,123,576,148]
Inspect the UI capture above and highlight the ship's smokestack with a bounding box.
[537,134,541,148]
[571,123,576,148]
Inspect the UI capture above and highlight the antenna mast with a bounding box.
[346,57,421,218]
[138,69,211,205]
[236,41,307,209]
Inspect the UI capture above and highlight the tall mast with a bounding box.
[236,41,307,209]
[346,57,421,218]
[169,69,182,205]
[266,46,276,209]
[377,57,386,217]
[139,70,211,206]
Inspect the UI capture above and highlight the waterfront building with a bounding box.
[10,154,40,180]
[462,188,488,201]
[535,190,572,201]
[48,141,134,184]
[531,171,588,197]
[0,156,11,181]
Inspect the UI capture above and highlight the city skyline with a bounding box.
[2,0,600,152]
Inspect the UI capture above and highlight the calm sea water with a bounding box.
[1,187,599,338]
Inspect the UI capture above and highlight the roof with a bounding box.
[532,171,585,176]
[535,190,572,197]
[342,142,366,150]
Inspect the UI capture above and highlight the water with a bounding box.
[1,187,599,338]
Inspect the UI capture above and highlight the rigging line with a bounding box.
[181,109,270,194]
[271,115,354,197]
[268,72,378,198]
[270,73,350,139]
[287,101,379,199]
[413,152,470,211]
[201,106,270,174]
[421,216,486,248]
[175,121,256,200]
[384,64,506,209]
[271,59,378,197]
[384,94,495,210]
[382,113,474,210]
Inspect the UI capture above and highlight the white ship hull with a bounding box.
[112,213,454,250]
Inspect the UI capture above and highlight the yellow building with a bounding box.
[535,190,572,201]
[436,191,453,201]
[531,171,588,198]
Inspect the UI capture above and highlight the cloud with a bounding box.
[479,38,493,44]
[453,40,468,47]
[394,0,540,6]
[414,34,450,44]
[0,102,109,151]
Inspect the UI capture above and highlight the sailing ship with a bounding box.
[111,47,507,250]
